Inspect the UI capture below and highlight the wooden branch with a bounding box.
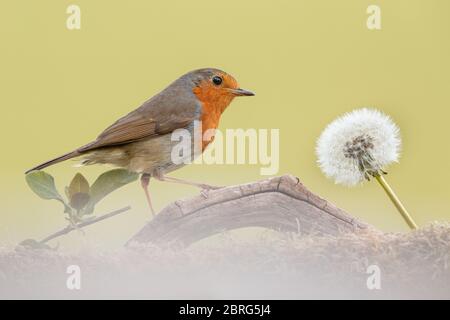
[127,175,370,248]
[40,206,131,244]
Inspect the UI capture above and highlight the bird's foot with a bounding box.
[199,183,222,190]
[199,184,223,198]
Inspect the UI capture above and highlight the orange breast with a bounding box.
[193,86,234,151]
[200,101,222,150]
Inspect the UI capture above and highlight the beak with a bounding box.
[228,88,255,96]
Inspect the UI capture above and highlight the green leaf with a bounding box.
[64,186,70,199]
[84,169,138,214]
[70,192,90,211]
[67,173,90,210]
[19,239,53,250]
[68,173,90,199]
[25,171,70,211]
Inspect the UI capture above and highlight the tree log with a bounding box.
[127,175,370,247]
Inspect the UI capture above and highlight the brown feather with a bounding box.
[24,68,242,174]
[77,82,201,153]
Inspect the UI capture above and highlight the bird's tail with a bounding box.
[25,150,80,174]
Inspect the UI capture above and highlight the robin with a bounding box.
[25,68,254,215]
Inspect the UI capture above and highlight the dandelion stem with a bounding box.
[374,174,418,230]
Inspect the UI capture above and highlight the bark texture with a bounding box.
[128,175,370,247]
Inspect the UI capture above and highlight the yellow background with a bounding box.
[1,0,449,247]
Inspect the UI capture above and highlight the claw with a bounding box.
[199,184,222,190]
[200,189,210,198]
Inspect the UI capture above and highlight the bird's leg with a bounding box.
[159,176,222,190]
[140,173,155,216]
[152,169,222,197]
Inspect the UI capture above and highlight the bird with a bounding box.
[25,68,254,215]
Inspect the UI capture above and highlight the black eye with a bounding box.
[212,76,223,85]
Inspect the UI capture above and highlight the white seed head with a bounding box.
[316,108,401,186]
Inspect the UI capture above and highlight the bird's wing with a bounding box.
[78,91,200,152]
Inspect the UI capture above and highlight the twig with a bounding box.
[39,206,131,244]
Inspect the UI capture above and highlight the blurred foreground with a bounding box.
[1,223,449,299]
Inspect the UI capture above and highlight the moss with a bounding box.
[1,222,449,299]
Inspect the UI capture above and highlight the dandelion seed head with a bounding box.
[316,108,401,186]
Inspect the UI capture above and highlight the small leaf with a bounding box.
[69,192,90,211]
[64,186,70,199]
[25,171,69,211]
[84,169,138,214]
[68,173,90,201]
[18,239,53,250]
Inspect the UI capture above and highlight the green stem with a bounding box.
[39,206,131,244]
[374,174,418,230]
